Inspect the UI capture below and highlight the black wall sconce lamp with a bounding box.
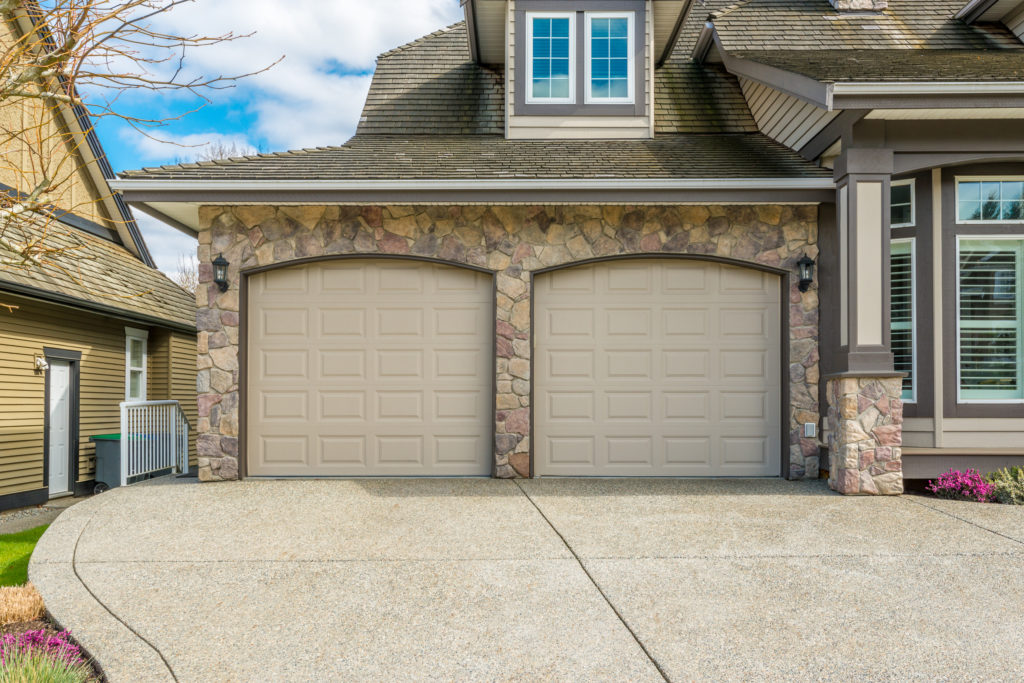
[212,254,230,292]
[797,254,816,292]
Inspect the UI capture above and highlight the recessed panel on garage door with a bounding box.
[535,259,781,477]
[247,260,492,476]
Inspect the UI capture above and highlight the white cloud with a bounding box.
[135,212,197,279]
[130,131,260,163]
[123,0,462,156]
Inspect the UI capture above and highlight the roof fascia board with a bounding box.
[690,21,715,64]
[833,92,1024,109]
[0,282,196,334]
[658,0,696,66]
[462,0,480,63]
[715,36,833,109]
[955,0,1000,22]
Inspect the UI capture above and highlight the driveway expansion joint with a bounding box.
[901,495,1024,547]
[514,480,672,683]
[71,496,179,683]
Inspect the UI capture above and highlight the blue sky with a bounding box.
[98,0,463,277]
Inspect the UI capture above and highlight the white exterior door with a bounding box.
[48,359,72,495]
[534,259,782,477]
[247,260,493,477]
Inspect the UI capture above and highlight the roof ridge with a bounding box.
[711,0,755,19]
[376,21,466,60]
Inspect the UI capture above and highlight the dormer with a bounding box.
[956,0,1024,42]
[463,0,695,139]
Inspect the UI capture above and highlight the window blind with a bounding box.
[890,241,914,401]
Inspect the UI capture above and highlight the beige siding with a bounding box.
[169,332,199,466]
[738,77,838,152]
[0,295,198,497]
[506,0,654,139]
[0,296,127,495]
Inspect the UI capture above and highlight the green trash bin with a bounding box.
[89,434,121,494]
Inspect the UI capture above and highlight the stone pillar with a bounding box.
[495,264,532,478]
[826,375,903,495]
[826,147,904,494]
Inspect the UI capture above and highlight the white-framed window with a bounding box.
[956,238,1024,403]
[526,12,575,104]
[957,177,1024,223]
[890,239,916,402]
[584,12,634,104]
[125,327,148,401]
[890,179,915,228]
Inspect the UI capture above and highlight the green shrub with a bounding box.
[986,467,1024,505]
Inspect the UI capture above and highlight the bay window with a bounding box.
[957,239,1024,402]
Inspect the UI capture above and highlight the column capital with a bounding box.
[834,148,894,182]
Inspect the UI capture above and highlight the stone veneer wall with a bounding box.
[825,376,904,495]
[195,204,820,481]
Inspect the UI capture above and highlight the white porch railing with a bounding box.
[119,400,190,486]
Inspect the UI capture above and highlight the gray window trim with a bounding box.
[515,0,646,117]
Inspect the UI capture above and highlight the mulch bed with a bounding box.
[2,618,106,681]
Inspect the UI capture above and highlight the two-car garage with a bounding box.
[245,258,783,478]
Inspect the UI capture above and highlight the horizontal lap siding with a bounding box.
[169,332,199,466]
[0,296,129,495]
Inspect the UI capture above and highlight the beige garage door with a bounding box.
[247,260,492,476]
[534,259,782,477]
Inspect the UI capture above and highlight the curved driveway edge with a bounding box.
[29,487,175,682]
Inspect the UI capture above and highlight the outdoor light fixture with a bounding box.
[212,254,230,292]
[797,254,816,293]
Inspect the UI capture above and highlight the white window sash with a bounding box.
[584,11,634,105]
[125,326,149,402]
[891,239,916,403]
[525,11,576,105]
[955,176,1024,225]
[955,238,1024,403]
[890,178,915,229]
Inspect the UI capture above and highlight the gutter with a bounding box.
[830,81,1024,95]
[110,177,836,192]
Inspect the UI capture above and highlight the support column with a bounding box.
[826,148,904,494]
[494,265,532,478]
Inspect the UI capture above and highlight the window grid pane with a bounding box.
[891,242,914,401]
[589,15,629,100]
[959,241,1024,400]
[890,182,913,227]
[958,181,1024,222]
[531,16,571,101]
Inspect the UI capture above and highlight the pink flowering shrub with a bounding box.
[0,630,94,682]
[927,468,995,503]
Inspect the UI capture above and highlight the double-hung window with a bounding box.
[527,13,574,103]
[890,240,916,402]
[957,239,1024,402]
[125,327,148,401]
[890,179,914,228]
[585,13,633,103]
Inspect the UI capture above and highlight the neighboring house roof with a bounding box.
[733,48,1024,82]
[120,134,830,181]
[0,212,196,332]
[711,0,1022,51]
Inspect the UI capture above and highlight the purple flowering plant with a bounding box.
[0,629,95,682]
[927,468,995,503]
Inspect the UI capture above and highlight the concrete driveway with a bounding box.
[30,477,1024,682]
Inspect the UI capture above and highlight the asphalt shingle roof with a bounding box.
[735,48,1024,81]
[0,213,196,329]
[121,135,830,180]
[711,0,1023,51]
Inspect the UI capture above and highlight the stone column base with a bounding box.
[826,375,904,495]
